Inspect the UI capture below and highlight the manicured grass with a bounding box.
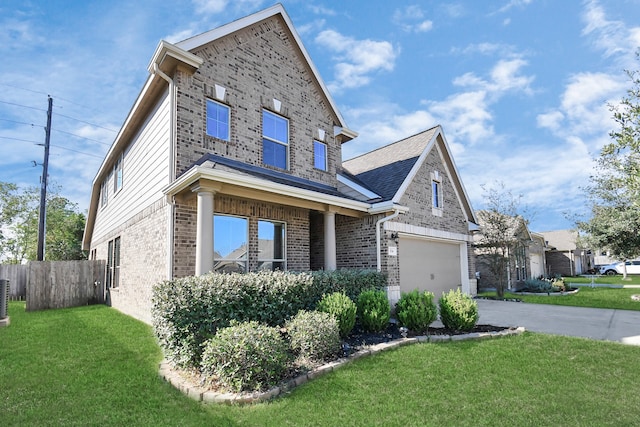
[2,301,640,426]
[479,279,640,311]
[568,275,640,286]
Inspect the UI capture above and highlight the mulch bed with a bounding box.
[344,322,508,353]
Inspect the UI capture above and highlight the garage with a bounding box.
[398,236,462,298]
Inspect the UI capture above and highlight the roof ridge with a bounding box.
[343,125,439,164]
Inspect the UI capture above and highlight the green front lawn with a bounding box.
[2,301,640,426]
[479,277,640,311]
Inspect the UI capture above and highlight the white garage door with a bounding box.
[399,237,461,298]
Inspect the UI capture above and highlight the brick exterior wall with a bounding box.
[92,197,169,324]
[173,15,341,187]
[398,146,469,235]
[172,194,310,276]
[335,214,380,270]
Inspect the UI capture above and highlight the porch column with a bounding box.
[324,210,337,270]
[195,188,215,275]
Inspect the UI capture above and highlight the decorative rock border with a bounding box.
[158,326,526,405]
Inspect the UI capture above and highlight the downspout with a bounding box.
[376,209,402,272]
[152,64,176,280]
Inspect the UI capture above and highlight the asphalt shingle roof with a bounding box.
[342,127,438,201]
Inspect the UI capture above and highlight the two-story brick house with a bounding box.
[83,4,479,323]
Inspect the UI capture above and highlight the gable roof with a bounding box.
[539,229,580,251]
[342,126,477,224]
[475,211,532,241]
[175,3,353,138]
[83,4,358,249]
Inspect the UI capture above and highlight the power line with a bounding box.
[0,99,47,112]
[0,136,42,144]
[52,128,111,146]
[53,112,118,133]
[1,99,119,133]
[0,118,42,128]
[49,144,104,159]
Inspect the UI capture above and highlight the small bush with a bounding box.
[309,269,387,302]
[439,289,479,332]
[395,290,437,333]
[286,310,341,361]
[200,321,290,393]
[317,292,357,338]
[357,289,390,332]
[522,278,554,293]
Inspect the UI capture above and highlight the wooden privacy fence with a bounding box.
[0,261,106,311]
[0,264,28,300]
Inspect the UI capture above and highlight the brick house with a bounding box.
[474,213,548,290]
[83,4,479,323]
[540,229,594,276]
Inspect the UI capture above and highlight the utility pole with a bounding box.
[37,96,52,261]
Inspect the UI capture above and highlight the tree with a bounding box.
[0,182,86,263]
[474,181,531,298]
[577,55,640,279]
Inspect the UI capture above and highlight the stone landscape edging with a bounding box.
[158,326,526,405]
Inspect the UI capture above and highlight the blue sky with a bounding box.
[2,0,639,232]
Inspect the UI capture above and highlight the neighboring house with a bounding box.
[540,230,594,276]
[474,213,548,290]
[82,4,479,323]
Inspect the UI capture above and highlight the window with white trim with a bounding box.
[206,99,230,141]
[262,110,289,169]
[106,236,120,288]
[213,215,248,273]
[100,177,108,208]
[314,140,327,171]
[258,220,286,271]
[114,154,123,193]
[431,171,443,216]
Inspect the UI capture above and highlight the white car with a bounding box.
[599,261,640,275]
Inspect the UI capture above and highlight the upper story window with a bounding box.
[206,99,230,141]
[114,154,123,193]
[314,140,327,171]
[431,171,443,216]
[432,180,441,208]
[262,110,289,169]
[100,177,108,208]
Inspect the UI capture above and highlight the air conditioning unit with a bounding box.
[0,279,9,320]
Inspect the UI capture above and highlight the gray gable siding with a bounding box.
[173,14,340,187]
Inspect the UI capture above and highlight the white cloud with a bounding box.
[192,0,265,16]
[392,6,433,33]
[581,0,628,58]
[495,0,533,15]
[315,29,398,92]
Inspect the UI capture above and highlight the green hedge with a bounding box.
[151,269,385,369]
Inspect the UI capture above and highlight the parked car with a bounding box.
[599,261,640,275]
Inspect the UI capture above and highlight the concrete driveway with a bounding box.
[476,299,640,346]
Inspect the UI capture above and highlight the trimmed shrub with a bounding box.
[200,321,290,393]
[521,278,554,293]
[395,290,438,333]
[317,292,357,338]
[310,270,387,302]
[151,271,314,369]
[439,289,479,332]
[357,289,390,332]
[286,310,341,361]
[151,269,386,369]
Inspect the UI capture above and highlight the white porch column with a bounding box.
[195,188,215,275]
[324,210,337,270]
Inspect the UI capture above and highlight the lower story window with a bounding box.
[213,215,248,273]
[258,220,286,271]
[106,237,120,288]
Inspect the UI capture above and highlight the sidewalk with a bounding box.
[475,299,640,346]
